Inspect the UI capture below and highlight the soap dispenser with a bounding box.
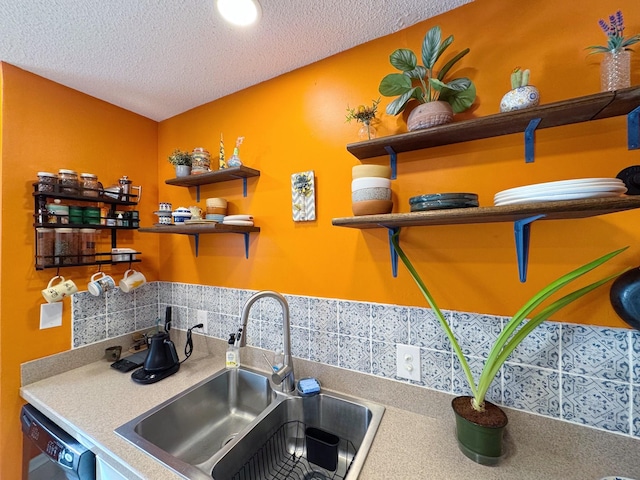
[225,333,240,369]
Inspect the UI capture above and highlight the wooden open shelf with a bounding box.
[165,166,260,187]
[139,224,259,234]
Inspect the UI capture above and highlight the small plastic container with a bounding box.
[37,172,57,193]
[305,427,339,471]
[36,228,55,267]
[68,205,84,224]
[58,169,79,194]
[54,228,78,265]
[82,206,101,225]
[80,173,99,197]
[80,228,96,263]
[47,204,69,224]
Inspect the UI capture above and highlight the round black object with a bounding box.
[616,165,640,195]
[610,267,640,330]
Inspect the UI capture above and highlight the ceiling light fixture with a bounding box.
[216,0,261,26]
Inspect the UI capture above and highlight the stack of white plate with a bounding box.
[494,178,627,206]
[222,214,254,226]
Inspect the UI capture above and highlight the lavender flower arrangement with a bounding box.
[587,10,640,54]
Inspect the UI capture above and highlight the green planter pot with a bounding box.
[452,396,508,466]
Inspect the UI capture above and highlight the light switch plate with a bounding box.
[40,302,63,329]
[197,310,208,335]
[396,344,421,381]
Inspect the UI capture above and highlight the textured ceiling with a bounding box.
[0,0,471,121]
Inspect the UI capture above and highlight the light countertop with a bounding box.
[20,334,640,480]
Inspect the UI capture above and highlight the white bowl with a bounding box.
[352,177,391,191]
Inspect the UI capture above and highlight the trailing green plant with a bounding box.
[587,10,640,54]
[510,67,530,89]
[168,149,192,166]
[378,25,476,115]
[391,230,628,412]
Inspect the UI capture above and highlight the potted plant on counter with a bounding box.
[168,149,192,177]
[390,230,627,465]
[378,25,476,131]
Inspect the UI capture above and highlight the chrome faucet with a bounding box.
[239,291,296,392]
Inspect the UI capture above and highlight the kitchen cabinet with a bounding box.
[334,87,640,281]
[33,184,141,270]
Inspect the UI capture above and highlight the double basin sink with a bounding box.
[116,367,385,479]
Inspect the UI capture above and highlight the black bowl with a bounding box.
[610,267,640,330]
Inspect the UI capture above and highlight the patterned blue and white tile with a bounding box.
[187,284,204,310]
[106,289,132,313]
[220,314,247,344]
[107,310,136,338]
[562,324,629,382]
[73,314,107,348]
[562,373,630,434]
[450,312,502,359]
[371,304,409,344]
[338,301,370,338]
[261,321,284,352]
[204,311,224,339]
[506,320,560,370]
[309,331,338,366]
[172,283,189,307]
[502,364,560,417]
[371,341,401,380]
[238,289,258,316]
[135,304,158,331]
[285,295,309,328]
[291,326,310,360]
[170,306,188,331]
[633,384,640,438]
[631,330,640,385]
[157,282,173,304]
[202,285,221,313]
[418,349,452,392]
[339,335,371,374]
[134,282,158,308]
[309,298,338,333]
[259,296,284,324]
[220,288,241,316]
[409,307,451,352]
[453,355,502,405]
[72,292,106,320]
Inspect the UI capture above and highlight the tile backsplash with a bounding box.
[72,281,640,439]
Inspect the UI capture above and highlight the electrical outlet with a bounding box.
[197,310,208,335]
[396,344,421,381]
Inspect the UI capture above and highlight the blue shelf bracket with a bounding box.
[513,214,545,283]
[192,233,200,257]
[524,118,541,163]
[195,186,201,202]
[384,146,398,180]
[386,227,400,278]
[243,178,248,197]
[628,105,640,150]
[232,232,251,259]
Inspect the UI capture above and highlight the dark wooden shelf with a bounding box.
[139,224,259,234]
[165,166,260,187]
[347,86,640,159]
[332,196,640,229]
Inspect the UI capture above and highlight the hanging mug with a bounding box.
[88,272,116,296]
[119,269,146,293]
[42,276,78,303]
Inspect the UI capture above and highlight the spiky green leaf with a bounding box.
[422,25,442,70]
[404,66,427,81]
[436,48,470,81]
[385,87,422,115]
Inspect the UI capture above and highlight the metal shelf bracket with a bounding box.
[384,146,398,180]
[386,227,400,278]
[192,233,200,257]
[628,105,640,150]
[195,186,201,202]
[233,232,251,259]
[243,178,248,197]
[524,118,542,163]
[513,214,545,282]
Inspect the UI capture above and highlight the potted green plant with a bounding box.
[378,25,476,131]
[390,230,627,465]
[168,149,192,177]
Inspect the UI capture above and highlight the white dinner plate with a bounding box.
[495,178,623,199]
[494,190,625,206]
[222,220,254,226]
[494,184,627,203]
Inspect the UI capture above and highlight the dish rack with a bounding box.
[230,421,356,480]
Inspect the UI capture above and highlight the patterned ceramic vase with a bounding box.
[499,86,540,113]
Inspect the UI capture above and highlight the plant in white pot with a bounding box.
[378,25,476,131]
[168,149,192,177]
[391,230,627,465]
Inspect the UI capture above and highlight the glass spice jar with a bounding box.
[58,169,79,194]
[80,173,99,197]
[80,228,96,263]
[54,228,79,265]
[36,228,55,267]
[191,147,211,174]
[37,172,57,193]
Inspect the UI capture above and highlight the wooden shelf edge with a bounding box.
[165,166,260,187]
[139,224,260,234]
[332,197,640,229]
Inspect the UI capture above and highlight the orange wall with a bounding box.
[158,0,640,328]
[0,63,159,478]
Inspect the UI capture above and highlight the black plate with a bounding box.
[410,199,479,212]
[409,193,478,205]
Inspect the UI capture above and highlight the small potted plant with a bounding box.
[499,67,540,112]
[168,149,192,177]
[345,98,380,140]
[378,25,476,131]
[587,10,640,91]
[391,231,627,465]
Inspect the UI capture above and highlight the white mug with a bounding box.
[119,269,146,293]
[88,272,116,296]
[42,276,78,303]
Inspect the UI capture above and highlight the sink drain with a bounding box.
[222,433,238,447]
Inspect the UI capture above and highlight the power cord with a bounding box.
[181,323,204,364]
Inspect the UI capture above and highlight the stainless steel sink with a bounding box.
[116,367,385,480]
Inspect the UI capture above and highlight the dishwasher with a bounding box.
[21,404,96,480]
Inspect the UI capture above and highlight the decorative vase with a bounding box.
[407,101,454,131]
[499,85,540,113]
[601,50,631,92]
[358,121,377,140]
[452,396,508,466]
[174,165,191,177]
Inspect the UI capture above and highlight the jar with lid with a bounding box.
[54,228,79,265]
[37,172,57,193]
[191,148,211,174]
[36,228,55,267]
[58,169,79,194]
[80,228,97,263]
[80,173,99,197]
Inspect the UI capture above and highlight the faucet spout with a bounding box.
[239,291,296,392]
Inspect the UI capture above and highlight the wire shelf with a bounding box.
[231,421,356,480]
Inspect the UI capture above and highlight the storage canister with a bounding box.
[80,228,96,263]
[80,173,99,197]
[54,228,78,265]
[47,204,69,224]
[37,172,57,193]
[58,169,79,194]
[36,228,55,267]
[82,206,101,225]
[69,205,84,224]
[191,147,211,174]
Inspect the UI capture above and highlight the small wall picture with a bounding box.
[291,171,316,222]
